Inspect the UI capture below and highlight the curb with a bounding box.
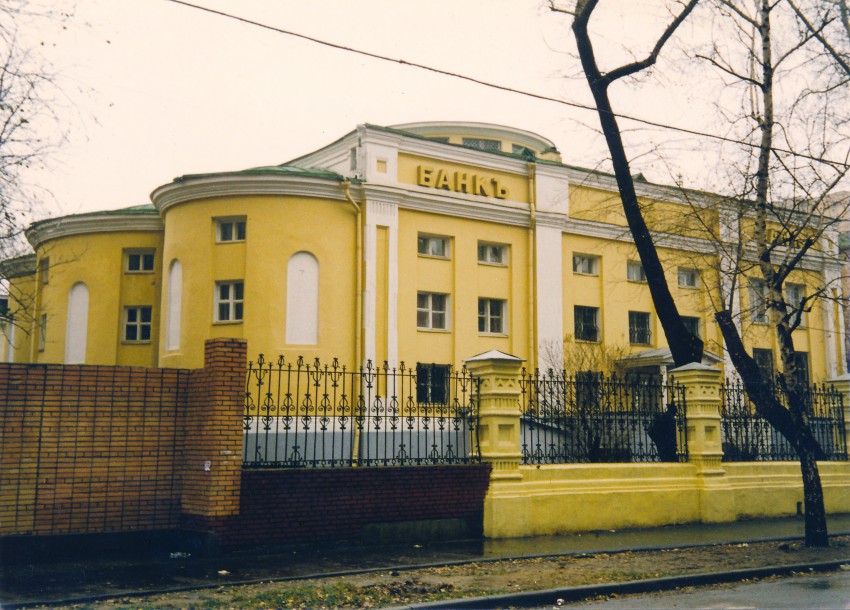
[3,538,849,608]
[403,559,850,609]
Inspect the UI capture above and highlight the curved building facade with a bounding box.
[2,122,846,381]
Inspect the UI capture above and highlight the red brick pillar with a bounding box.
[181,338,247,535]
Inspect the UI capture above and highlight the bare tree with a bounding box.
[0,2,71,350]
[563,0,849,546]
[562,0,704,368]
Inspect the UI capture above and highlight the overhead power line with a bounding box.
[166,0,850,170]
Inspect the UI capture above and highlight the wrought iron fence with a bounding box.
[243,356,480,468]
[519,370,688,464]
[721,381,847,461]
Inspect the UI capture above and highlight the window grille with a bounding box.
[629,311,652,345]
[574,306,600,342]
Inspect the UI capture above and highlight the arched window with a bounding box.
[65,282,89,364]
[286,252,319,345]
[166,259,182,351]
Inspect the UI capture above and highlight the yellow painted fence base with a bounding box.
[483,461,850,538]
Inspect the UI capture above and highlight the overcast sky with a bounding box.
[16,0,814,220]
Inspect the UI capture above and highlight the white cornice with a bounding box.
[0,254,36,278]
[150,175,349,213]
[26,215,164,250]
[360,182,531,227]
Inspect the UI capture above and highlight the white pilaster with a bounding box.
[823,260,846,377]
[363,196,399,367]
[536,223,564,371]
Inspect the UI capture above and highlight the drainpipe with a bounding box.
[527,162,537,372]
[342,181,363,465]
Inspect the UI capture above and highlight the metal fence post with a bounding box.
[464,350,524,481]
[828,373,850,452]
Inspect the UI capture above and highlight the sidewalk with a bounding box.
[3,513,850,607]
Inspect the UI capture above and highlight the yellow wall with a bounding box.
[569,185,718,239]
[3,272,36,362]
[484,461,850,538]
[562,234,722,362]
[33,231,163,366]
[158,195,357,369]
[397,209,529,367]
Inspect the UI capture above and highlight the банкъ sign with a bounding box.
[417,166,510,199]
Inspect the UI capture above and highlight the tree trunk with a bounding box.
[799,445,829,546]
[716,310,830,547]
[571,2,703,368]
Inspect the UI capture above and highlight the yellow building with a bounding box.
[2,121,847,382]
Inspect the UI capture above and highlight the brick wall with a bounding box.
[181,339,246,518]
[0,363,188,536]
[185,465,492,547]
[1,339,491,548]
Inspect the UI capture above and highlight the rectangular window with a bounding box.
[785,283,806,327]
[216,219,246,243]
[511,144,534,158]
[215,281,244,322]
[629,311,652,345]
[794,351,810,387]
[627,260,646,282]
[478,242,507,265]
[416,363,450,404]
[574,306,600,342]
[681,316,701,339]
[123,306,152,342]
[0,296,8,320]
[38,314,46,351]
[572,254,599,276]
[462,137,500,152]
[678,267,700,288]
[38,257,49,285]
[749,279,769,324]
[417,235,450,258]
[478,298,506,334]
[753,348,774,379]
[417,292,448,330]
[125,250,155,273]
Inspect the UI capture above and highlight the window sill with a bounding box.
[479,332,509,337]
[573,272,599,277]
[213,320,244,325]
[417,327,450,333]
[627,279,648,284]
[125,270,155,275]
[215,240,246,245]
[478,261,508,268]
[121,340,152,345]
[575,339,600,344]
[417,254,451,261]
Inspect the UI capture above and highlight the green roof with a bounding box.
[28,204,158,230]
[173,164,348,183]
